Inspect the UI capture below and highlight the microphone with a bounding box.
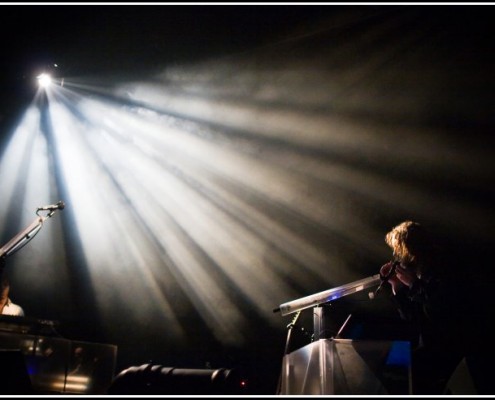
[37,201,65,211]
[369,260,400,300]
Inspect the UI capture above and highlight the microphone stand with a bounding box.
[0,205,63,260]
[276,310,302,395]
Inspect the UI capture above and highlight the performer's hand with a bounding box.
[380,261,394,277]
[380,261,403,295]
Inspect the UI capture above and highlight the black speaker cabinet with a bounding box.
[0,349,33,394]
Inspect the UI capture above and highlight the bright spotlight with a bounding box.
[37,73,52,88]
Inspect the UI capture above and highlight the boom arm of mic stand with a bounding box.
[0,216,46,259]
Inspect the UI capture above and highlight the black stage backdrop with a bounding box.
[0,4,493,395]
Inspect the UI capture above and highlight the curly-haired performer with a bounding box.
[380,221,466,394]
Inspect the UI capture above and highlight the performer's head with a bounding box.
[385,221,433,270]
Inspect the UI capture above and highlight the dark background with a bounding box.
[0,4,494,395]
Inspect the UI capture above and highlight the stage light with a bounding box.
[107,364,248,395]
[37,73,52,88]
